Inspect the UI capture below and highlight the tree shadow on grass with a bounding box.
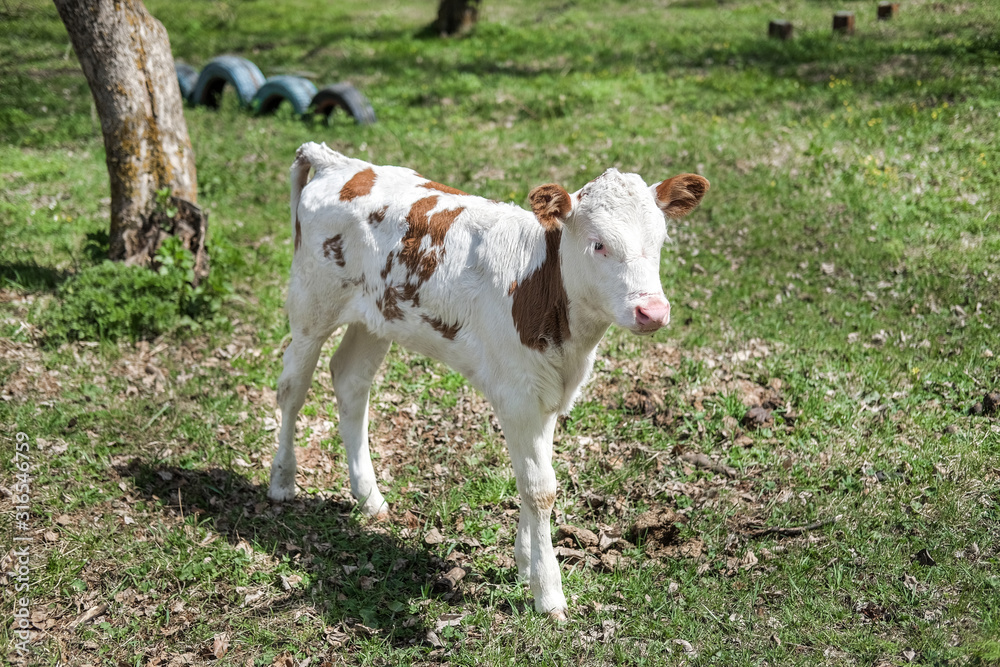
[0,231,108,294]
[114,459,502,649]
[0,262,67,292]
[289,17,1000,86]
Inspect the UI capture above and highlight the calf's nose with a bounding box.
[635,297,671,329]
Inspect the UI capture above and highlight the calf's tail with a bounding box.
[290,142,348,251]
[290,147,312,243]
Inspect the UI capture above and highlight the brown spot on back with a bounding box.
[428,206,463,246]
[399,197,464,284]
[369,205,388,226]
[511,228,570,352]
[339,167,377,201]
[421,314,461,340]
[376,197,465,323]
[420,181,467,196]
[528,184,572,231]
[322,234,345,267]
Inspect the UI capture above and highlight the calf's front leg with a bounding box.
[495,404,567,618]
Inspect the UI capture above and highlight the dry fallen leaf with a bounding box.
[434,612,468,632]
[326,628,349,647]
[243,590,264,606]
[212,633,229,659]
[68,603,108,629]
[554,546,593,565]
[673,639,697,656]
[556,524,599,548]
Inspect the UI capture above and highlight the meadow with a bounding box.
[1,0,999,664]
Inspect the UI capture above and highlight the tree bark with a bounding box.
[52,0,207,279]
[435,0,481,36]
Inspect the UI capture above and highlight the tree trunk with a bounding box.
[435,0,481,36]
[52,0,208,280]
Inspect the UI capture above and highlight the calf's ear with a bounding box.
[529,184,572,231]
[652,174,710,219]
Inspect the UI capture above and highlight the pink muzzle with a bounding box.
[634,295,671,332]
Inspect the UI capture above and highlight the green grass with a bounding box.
[2,0,999,665]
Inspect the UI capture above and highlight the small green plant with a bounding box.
[155,235,238,325]
[39,260,187,343]
[154,187,179,218]
[38,238,237,344]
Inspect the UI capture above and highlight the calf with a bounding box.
[269,142,709,618]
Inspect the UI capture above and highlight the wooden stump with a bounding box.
[768,20,793,40]
[878,2,899,20]
[130,197,210,284]
[435,0,481,37]
[833,11,855,34]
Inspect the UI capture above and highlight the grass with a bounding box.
[1,0,999,664]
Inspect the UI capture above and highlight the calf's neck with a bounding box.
[270,142,709,617]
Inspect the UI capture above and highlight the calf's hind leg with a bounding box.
[269,326,333,502]
[330,323,391,517]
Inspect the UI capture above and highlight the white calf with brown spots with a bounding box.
[270,141,709,618]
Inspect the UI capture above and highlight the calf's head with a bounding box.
[529,169,709,335]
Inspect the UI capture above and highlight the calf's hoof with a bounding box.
[547,608,569,622]
[267,482,296,503]
[534,593,569,620]
[356,492,388,519]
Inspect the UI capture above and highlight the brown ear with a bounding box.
[653,174,710,219]
[528,184,572,231]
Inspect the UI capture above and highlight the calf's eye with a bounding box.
[593,242,604,252]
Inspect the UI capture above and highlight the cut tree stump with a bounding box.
[878,2,899,20]
[130,197,210,284]
[768,20,793,40]
[833,11,855,34]
[435,0,481,37]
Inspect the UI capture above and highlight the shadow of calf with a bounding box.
[115,459,453,646]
